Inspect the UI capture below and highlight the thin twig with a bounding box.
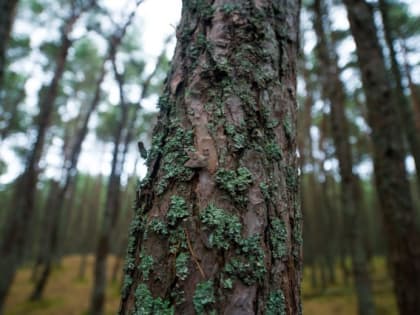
[184,228,206,279]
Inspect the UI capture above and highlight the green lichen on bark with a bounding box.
[259,182,271,200]
[266,289,286,315]
[193,280,215,314]
[265,140,282,160]
[200,204,242,250]
[156,128,194,195]
[224,235,266,285]
[121,274,133,298]
[225,124,246,151]
[138,251,154,281]
[121,210,145,298]
[199,203,266,285]
[215,167,253,205]
[148,218,168,236]
[285,165,298,192]
[270,218,288,259]
[175,252,190,280]
[168,226,188,254]
[167,195,189,226]
[133,283,174,315]
[221,276,233,289]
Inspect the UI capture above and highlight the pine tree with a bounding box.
[118,1,302,314]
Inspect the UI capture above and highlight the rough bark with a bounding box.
[378,0,420,192]
[119,1,301,314]
[343,0,420,313]
[0,12,80,312]
[0,0,19,101]
[312,0,375,313]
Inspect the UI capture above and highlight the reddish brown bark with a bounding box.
[119,1,301,314]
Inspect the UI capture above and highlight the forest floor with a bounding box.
[4,255,397,315]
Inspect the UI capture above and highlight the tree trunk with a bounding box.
[401,42,420,141]
[118,1,301,314]
[0,13,78,312]
[0,0,18,101]
[312,0,375,313]
[89,56,132,315]
[343,0,420,313]
[378,0,420,193]
[29,54,107,302]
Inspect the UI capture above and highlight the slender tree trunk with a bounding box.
[89,56,132,315]
[79,175,104,280]
[401,43,420,139]
[0,14,78,311]
[343,0,420,313]
[312,0,375,313]
[31,180,60,284]
[0,0,18,101]
[119,1,301,314]
[29,55,107,302]
[378,0,420,192]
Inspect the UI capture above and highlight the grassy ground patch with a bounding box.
[4,255,397,314]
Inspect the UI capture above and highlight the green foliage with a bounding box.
[215,167,253,205]
[95,104,121,142]
[200,204,242,250]
[193,280,215,314]
[0,159,7,176]
[7,35,31,61]
[175,252,190,280]
[28,0,45,14]
[266,290,286,315]
[167,196,189,226]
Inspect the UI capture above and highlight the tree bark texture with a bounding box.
[312,0,375,314]
[119,1,301,314]
[343,0,420,314]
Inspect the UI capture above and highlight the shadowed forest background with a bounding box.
[0,0,419,314]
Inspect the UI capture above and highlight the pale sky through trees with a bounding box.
[0,0,418,185]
